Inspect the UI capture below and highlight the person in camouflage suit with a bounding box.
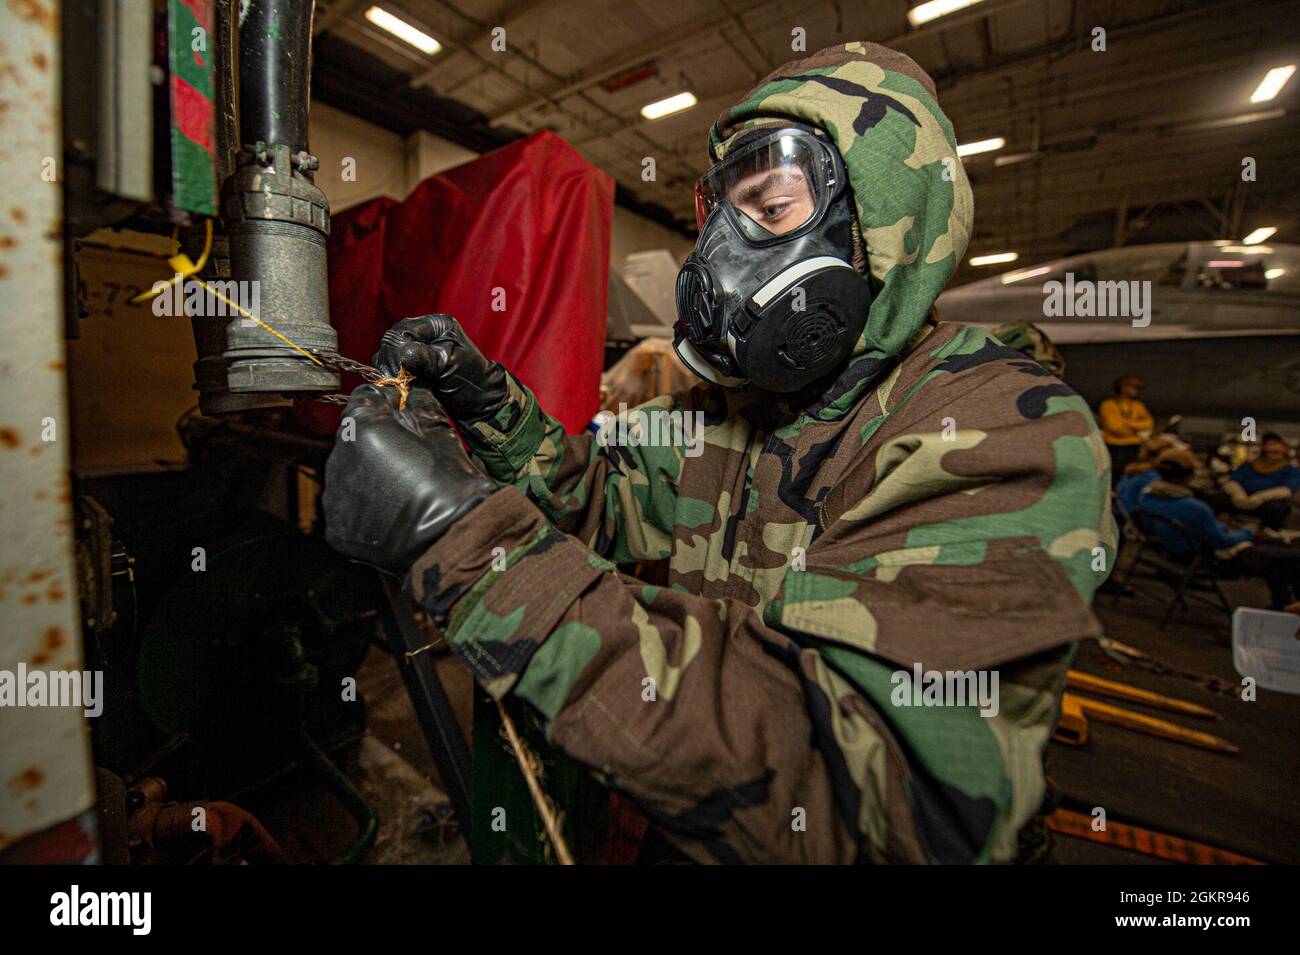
[323,41,1116,863]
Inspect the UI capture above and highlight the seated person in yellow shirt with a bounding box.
[1099,375,1155,484]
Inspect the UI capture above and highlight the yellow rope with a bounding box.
[130,219,212,305]
[497,700,574,865]
[121,221,429,412]
[193,277,325,367]
[129,219,324,368]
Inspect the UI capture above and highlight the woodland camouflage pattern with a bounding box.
[993,322,1067,376]
[406,42,1116,863]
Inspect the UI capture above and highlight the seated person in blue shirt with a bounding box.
[1114,435,1183,515]
[1221,433,1300,529]
[1116,467,1159,517]
[1136,447,1300,610]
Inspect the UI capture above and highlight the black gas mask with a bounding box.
[674,125,871,392]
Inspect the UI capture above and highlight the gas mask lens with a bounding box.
[696,130,836,240]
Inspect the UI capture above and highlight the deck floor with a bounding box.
[1052,572,1298,864]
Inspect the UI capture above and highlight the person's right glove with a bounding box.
[374,314,509,423]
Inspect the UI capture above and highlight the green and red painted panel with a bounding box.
[168,0,217,215]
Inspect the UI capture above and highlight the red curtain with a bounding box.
[300,130,613,434]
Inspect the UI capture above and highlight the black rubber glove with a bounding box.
[322,384,496,573]
[373,314,509,423]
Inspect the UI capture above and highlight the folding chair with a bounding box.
[1112,497,1146,548]
[1114,511,1234,630]
[1104,497,1150,601]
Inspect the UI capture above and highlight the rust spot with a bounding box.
[26,570,50,583]
[28,445,42,455]
[20,593,37,605]
[28,650,50,665]
[0,236,13,250]
[46,585,64,602]
[10,208,26,224]
[8,0,56,36]
[8,768,45,796]
[0,429,19,449]
[48,360,63,371]
[32,51,47,72]
[43,626,62,649]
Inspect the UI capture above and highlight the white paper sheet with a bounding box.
[1232,607,1300,694]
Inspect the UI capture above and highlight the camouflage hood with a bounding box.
[709,42,974,420]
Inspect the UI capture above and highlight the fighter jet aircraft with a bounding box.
[938,242,1300,431]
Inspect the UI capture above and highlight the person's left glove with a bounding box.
[322,384,496,573]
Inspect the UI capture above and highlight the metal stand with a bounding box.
[376,578,473,842]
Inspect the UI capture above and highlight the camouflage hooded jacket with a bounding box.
[406,42,1116,864]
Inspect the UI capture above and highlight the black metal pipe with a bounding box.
[238,0,313,153]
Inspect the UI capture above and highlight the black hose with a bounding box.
[238,0,314,153]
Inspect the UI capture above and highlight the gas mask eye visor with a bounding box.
[694,127,846,246]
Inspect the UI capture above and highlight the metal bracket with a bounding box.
[376,577,473,843]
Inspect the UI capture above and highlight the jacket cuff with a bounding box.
[463,373,546,483]
[405,485,608,698]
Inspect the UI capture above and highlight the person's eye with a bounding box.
[759,198,792,220]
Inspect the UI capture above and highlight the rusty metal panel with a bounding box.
[0,0,97,849]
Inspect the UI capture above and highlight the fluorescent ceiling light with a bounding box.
[1001,266,1051,284]
[1242,226,1277,244]
[970,252,1018,266]
[1177,109,1284,131]
[641,92,697,121]
[365,7,441,54]
[993,151,1038,167]
[1221,245,1272,254]
[1265,268,1285,280]
[1250,65,1295,104]
[957,136,1005,158]
[908,0,985,28]
[1206,260,1246,268]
